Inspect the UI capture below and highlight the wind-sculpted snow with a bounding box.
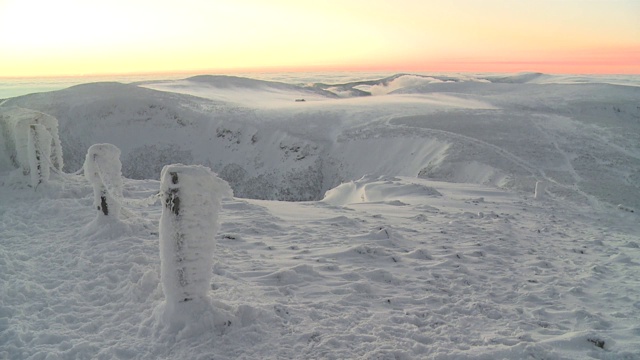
[322,175,442,206]
[2,73,639,209]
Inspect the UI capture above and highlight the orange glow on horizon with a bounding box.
[1,0,639,77]
[1,44,638,78]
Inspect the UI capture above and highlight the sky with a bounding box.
[0,0,639,77]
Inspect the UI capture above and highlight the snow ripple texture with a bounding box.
[0,176,638,359]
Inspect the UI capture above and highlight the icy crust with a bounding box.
[157,165,232,330]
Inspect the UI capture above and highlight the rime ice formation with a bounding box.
[0,107,63,174]
[158,164,232,325]
[84,143,124,219]
[27,124,52,188]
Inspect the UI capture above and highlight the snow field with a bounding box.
[4,73,638,209]
[0,174,638,359]
[0,72,639,359]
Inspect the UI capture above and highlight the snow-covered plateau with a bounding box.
[0,73,639,359]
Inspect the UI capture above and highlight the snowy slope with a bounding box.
[1,73,639,359]
[3,73,639,208]
[0,174,638,359]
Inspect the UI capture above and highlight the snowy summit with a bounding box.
[0,72,639,359]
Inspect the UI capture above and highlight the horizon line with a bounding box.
[2,65,639,80]
[0,59,640,79]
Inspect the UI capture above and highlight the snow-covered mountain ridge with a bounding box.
[2,73,638,208]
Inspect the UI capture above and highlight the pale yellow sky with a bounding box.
[1,0,639,77]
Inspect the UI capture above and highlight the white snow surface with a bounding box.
[2,73,638,207]
[0,72,639,359]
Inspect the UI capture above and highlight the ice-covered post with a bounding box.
[83,144,123,220]
[159,165,232,313]
[534,181,546,200]
[8,111,64,175]
[27,124,53,188]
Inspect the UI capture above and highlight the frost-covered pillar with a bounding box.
[27,124,52,188]
[159,165,231,308]
[534,181,546,200]
[10,112,63,175]
[83,144,123,220]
